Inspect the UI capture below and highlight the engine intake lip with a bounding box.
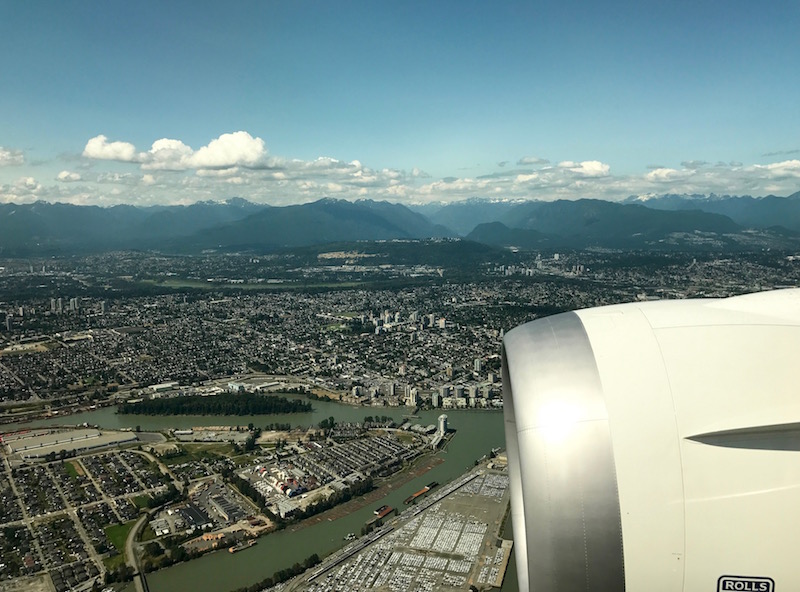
[503,311,625,592]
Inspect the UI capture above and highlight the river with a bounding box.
[10,397,517,591]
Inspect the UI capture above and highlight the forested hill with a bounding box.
[117,393,312,415]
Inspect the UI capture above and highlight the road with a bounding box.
[77,458,124,522]
[43,463,105,574]
[2,456,48,570]
[125,513,150,592]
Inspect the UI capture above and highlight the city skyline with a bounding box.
[2,0,800,206]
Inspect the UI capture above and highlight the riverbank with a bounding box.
[3,403,507,592]
[284,454,443,533]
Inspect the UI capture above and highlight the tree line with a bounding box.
[117,393,312,416]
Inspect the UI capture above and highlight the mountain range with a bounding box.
[621,191,800,231]
[1,191,799,255]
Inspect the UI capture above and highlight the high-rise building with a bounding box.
[474,358,483,372]
[56,298,63,314]
[5,314,12,332]
[50,298,57,313]
[405,387,418,407]
[437,414,448,436]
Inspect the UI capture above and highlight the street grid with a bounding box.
[0,448,172,590]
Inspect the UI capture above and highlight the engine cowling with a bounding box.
[502,289,800,592]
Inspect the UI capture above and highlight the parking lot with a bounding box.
[238,432,425,518]
[290,468,512,592]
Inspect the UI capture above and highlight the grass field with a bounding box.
[105,519,138,552]
[103,552,127,571]
[1,401,48,415]
[395,432,416,445]
[132,494,152,509]
[161,442,236,466]
[63,461,80,479]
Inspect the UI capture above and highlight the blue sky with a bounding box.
[2,0,800,206]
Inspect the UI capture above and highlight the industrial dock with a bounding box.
[403,481,439,504]
[283,461,512,591]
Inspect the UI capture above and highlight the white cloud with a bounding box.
[381,168,401,180]
[308,156,344,169]
[18,133,800,205]
[196,167,240,177]
[756,159,800,178]
[15,176,40,190]
[83,131,271,172]
[190,131,267,169]
[645,168,685,182]
[83,135,137,161]
[517,156,549,166]
[385,184,409,197]
[97,172,136,184]
[57,170,81,182]
[515,173,539,183]
[141,138,194,170]
[558,160,610,177]
[419,177,490,196]
[0,146,24,166]
[411,167,430,178]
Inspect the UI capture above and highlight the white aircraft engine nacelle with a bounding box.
[502,289,800,592]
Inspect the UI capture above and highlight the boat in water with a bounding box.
[229,539,257,553]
